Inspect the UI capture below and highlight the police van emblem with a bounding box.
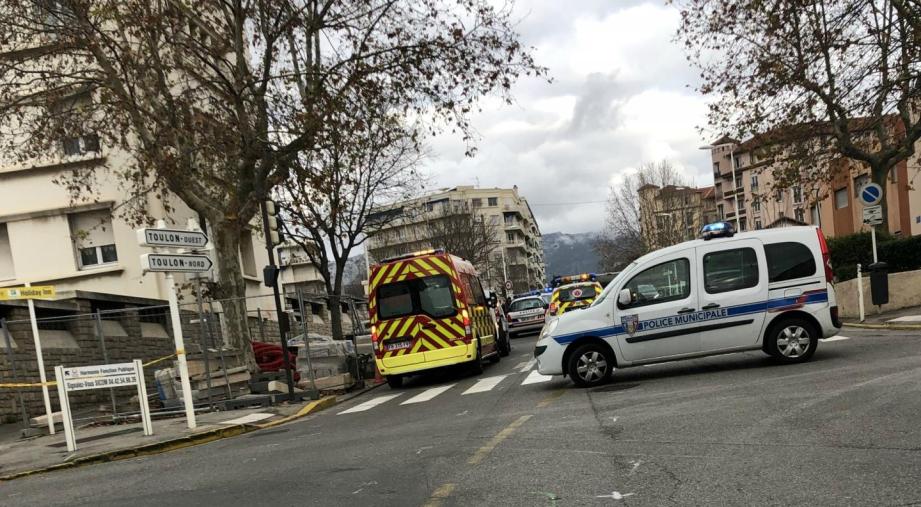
[621,314,639,336]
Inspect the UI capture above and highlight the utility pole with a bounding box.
[261,200,296,401]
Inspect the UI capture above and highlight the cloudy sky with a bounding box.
[420,0,717,235]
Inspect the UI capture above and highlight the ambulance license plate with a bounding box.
[385,340,412,351]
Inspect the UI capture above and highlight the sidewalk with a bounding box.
[0,384,380,480]
[842,305,921,330]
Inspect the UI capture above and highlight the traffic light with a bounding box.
[263,200,285,247]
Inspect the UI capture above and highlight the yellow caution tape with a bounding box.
[143,353,177,368]
[0,381,57,388]
[175,348,186,356]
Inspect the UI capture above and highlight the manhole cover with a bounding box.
[590,382,640,393]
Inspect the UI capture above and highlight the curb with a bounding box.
[0,395,340,482]
[843,322,921,331]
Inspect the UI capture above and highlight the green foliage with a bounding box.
[828,231,921,281]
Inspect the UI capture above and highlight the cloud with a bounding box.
[419,1,715,234]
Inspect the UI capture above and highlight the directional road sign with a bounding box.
[862,204,883,226]
[858,183,883,207]
[137,228,209,249]
[141,253,213,273]
[0,285,55,301]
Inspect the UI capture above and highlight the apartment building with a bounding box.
[708,135,920,237]
[366,186,546,294]
[638,184,718,250]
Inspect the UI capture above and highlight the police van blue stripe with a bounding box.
[553,290,828,345]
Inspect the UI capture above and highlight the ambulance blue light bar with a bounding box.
[700,221,736,240]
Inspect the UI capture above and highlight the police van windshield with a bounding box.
[590,265,633,307]
[377,275,456,320]
[558,285,595,302]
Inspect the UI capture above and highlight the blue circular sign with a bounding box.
[859,183,883,206]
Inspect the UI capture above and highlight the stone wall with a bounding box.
[833,268,921,318]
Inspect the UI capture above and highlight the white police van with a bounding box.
[535,222,843,387]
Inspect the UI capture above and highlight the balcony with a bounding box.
[722,186,745,197]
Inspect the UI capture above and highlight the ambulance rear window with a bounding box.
[558,286,595,302]
[377,275,456,320]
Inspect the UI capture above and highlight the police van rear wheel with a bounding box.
[468,342,484,375]
[567,343,613,388]
[386,375,403,389]
[767,318,818,363]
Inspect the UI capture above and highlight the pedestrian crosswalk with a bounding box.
[337,369,559,415]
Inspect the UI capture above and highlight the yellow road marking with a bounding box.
[422,483,457,507]
[467,414,532,465]
[537,389,566,408]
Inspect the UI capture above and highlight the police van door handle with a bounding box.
[702,303,721,310]
[677,307,695,314]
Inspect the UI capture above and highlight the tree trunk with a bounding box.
[328,266,346,340]
[211,220,257,371]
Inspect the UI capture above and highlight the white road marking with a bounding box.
[338,394,402,414]
[513,361,528,370]
[521,369,553,385]
[596,491,634,500]
[400,384,456,405]
[820,335,851,342]
[462,375,509,395]
[220,412,274,425]
[519,358,537,373]
[888,315,921,322]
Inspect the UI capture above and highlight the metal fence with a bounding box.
[0,290,371,429]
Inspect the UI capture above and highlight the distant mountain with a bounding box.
[541,232,600,278]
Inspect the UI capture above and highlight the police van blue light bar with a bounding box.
[700,221,736,240]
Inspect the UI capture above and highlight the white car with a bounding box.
[506,296,548,337]
[535,223,842,387]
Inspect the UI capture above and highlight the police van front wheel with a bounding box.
[567,343,614,388]
[766,318,818,363]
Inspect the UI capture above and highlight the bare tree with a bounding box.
[426,207,499,269]
[279,107,421,340]
[674,0,921,230]
[0,0,543,353]
[600,160,690,263]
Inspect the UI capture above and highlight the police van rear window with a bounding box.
[765,242,817,282]
[377,275,456,320]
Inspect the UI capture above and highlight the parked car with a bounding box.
[506,295,548,337]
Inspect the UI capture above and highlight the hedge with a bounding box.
[827,231,921,281]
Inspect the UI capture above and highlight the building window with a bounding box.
[716,204,724,219]
[487,197,498,207]
[739,217,747,231]
[750,174,759,190]
[834,188,848,209]
[471,198,482,208]
[853,174,870,196]
[713,162,720,177]
[0,223,14,280]
[792,186,803,204]
[752,199,761,213]
[69,209,118,269]
[811,205,820,226]
[755,219,763,230]
[734,156,742,169]
[794,208,805,223]
[506,232,515,242]
[239,230,257,277]
[62,134,100,156]
[774,188,784,202]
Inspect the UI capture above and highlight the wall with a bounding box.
[833,268,921,318]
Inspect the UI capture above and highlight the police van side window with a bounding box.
[703,248,759,294]
[620,258,691,309]
[765,242,816,282]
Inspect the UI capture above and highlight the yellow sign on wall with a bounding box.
[0,286,56,301]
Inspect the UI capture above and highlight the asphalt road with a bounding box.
[4,327,921,506]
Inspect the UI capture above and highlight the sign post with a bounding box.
[858,183,884,263]
[54,360,152,452]
[138,221,212,430]
[0,284,57,434]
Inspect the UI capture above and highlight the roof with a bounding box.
[765,216,808,228]
[710,135,739,146]
[633,225,820,265]
[736,114,901,152]
[696,186,715,199]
